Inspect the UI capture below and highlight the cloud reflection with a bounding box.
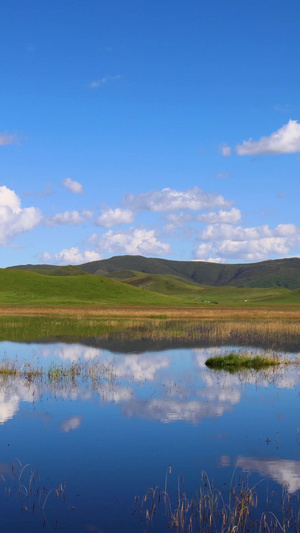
[122,397,232,424]
[60,416,82,433]
[237,456,300,493]
[0,378,40,424]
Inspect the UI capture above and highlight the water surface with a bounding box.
[0,342,299,531]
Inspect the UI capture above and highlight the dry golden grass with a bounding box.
[1,305,300,349]
[1,304,300,320]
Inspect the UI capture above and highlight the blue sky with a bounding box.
[1,0,300,267]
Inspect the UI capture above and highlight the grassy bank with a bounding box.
[0,306,300,351]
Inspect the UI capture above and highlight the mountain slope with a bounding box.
[0,269,185,306]
[7,256,300,289]
[79,256,300,289]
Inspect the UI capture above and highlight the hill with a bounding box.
[0,269,185,306]
[6,255,300,291]
[79,256,300,289]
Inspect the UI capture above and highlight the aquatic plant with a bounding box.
[135,469,300,532]
[205,352,288,372]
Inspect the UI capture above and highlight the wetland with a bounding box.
[0,307,300,531]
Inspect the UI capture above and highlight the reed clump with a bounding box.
[136,470,300,532]
[205,352,287,372]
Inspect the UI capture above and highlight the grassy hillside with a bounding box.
[114,272,299,305]
[0,269,185,306]
[79,256,300,289]
[8,255,300,289]
[30,265,88,276]
[123,273,208,296]
[1,268,299,307]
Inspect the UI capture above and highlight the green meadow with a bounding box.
[0,268,300,307]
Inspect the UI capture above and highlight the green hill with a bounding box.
[0,269,185,306]
[76,255,300,289]
[6,255,300,295]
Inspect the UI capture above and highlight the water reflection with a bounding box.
[238,456,300,493]
[0,344,299,428]
[122,397,232,423]
[0,377,40,424]
[60,416,82,433]
[0,342,300,532]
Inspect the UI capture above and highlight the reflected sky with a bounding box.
[237,456,300,493]
[0,342,300,531]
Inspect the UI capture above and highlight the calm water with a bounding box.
[0,342,299,531]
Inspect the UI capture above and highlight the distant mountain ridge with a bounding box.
[7,255,300,289]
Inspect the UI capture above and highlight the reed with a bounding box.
[0,305,300,351]
[136,470,300,532]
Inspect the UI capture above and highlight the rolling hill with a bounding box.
[10,255,300,289]
[5,256,300,306]
[0,269,185,306]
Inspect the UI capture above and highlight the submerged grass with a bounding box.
[136,469,300,532]
[205,352,287,371]
[0,358,116,388]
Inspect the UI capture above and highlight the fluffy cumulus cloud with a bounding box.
[124,187,231,212]
[96,208,134,227]
[236,119,300,155]
[195,223,300,261]
[0,132,18,146]
[45,210,93,226]
[62,177,84,194]
[89,228,171,256]
[198,208,241,225]
[0,186,42,245]
[40,247,102,265]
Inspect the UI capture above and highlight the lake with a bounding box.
[0,341,299,531]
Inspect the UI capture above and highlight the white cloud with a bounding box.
[0,132,18,146]
[206,257,227,263]
[96,208,134,227]
[62,178,84,194]
[216,172,229,178]
[0,186,42,245]
[164,212,194,230]
[124,187,231,212]
[89,74,121,88]
[39,247,102,265]
[195,223,300,261]
[45,210,93,226]
[219,144,231,157]
[236,119,300,155]
[90,228,171,256]
[198,208,241,225]
[201,222,298,242]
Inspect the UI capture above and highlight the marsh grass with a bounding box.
[0,358,117,390]
[205,352,288,372]
[3,458,67,525]
[0,306,300,352]
[136,470,300,532]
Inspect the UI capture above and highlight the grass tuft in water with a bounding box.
[205,352,287,372]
